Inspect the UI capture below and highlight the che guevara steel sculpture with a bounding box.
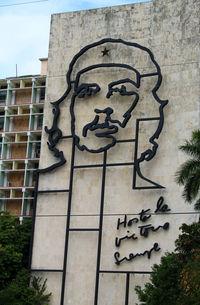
[30,38,168,305]
[42,38,168,189]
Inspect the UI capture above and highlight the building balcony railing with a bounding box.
[0,112,43,118]
[0,157,39,161]
[0,101,45,108]
[0,129,42,135]
[0,197,34,200]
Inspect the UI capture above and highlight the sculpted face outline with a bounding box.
[70,64,140,153]
[43,38,168,174]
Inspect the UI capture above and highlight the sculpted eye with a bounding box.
[106,76,140,99]
[76,83,100,98]
[106,85,135,98]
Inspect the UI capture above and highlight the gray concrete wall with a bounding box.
[31,0,200,304]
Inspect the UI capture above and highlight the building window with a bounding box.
[0,137,2,156]
[38,115,43,128]
[0,91,7,104]
[0,112,4,129]
[40,88,45,100]
[0,118,4,129]
[34,162,39,169]
[35,142,41,158]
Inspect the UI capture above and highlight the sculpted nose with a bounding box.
[94,107,113,116]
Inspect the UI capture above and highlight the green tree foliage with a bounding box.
[0,269,51,305]
[178,254,200,305]
[0,212,51,304]
[135,253,182,305]
[175,130,200,210]
[0,211,32,289]
[135,222,200,305]
[175,222,200,258]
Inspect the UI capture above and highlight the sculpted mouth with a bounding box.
[82,115,118,137]
[95,125,118,137]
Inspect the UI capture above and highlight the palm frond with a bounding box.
[190,170,200,199]
[192,130,200,144]
[175,159,200,185]
[182,177,194,202]
[176,130,200,209]
[194,198,200,211]
[179,142,200,159]
[182,170,200,203]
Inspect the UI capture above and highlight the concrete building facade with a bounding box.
[30,1,200,304]
[0,59,47,220]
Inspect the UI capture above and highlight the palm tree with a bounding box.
[175,130,200,210]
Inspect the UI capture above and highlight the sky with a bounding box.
[0,0,151,79]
